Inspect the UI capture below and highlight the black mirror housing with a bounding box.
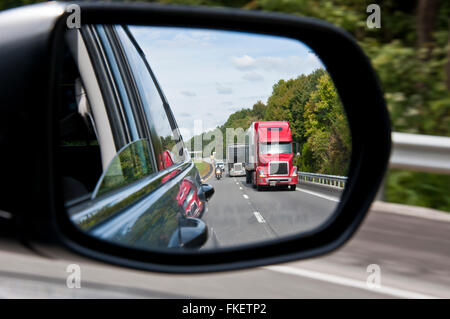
[201,184,215,202]
[0,2,391,273]
[179,218,208,249]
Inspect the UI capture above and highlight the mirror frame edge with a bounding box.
[39,2,391,273]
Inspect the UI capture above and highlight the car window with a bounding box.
[95,25,139,142]
[114,25,186,171]
[93,139,154,198]
[59,45,108,202]
[62,27,159,202]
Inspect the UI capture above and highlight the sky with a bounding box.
[129,26,324,139]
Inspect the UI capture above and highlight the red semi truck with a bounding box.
[245,121,298,191]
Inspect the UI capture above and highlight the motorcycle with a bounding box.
[215,167,222,180]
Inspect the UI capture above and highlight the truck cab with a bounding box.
[245,121,298,191]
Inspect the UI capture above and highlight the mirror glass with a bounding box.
[62,25,351,251]
[93,139,154,198]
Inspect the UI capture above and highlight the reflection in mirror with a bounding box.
[63,25,351,252]
[93,139,154,198]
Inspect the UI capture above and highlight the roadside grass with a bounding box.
[194,160,211,179]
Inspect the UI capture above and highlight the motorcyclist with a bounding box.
[215,163,223,179]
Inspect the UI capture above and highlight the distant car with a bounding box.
[215,161,225,171]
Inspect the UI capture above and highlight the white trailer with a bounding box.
[226,144,246,177]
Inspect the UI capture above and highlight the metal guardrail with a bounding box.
[298,132,450,190]
[390,132,450,174]
[298,172,347,188]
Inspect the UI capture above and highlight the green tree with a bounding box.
[302,74,351,175]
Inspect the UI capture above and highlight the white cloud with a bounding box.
[242,72,264,82]
[232,55,256,70]
[155,32,213,49]
[216,86,233,94]
[189,31,215,41]
[181,91,196,97]
[232,54,322,75]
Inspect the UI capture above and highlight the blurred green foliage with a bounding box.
[387,170,450,212]
[2,0,449,211]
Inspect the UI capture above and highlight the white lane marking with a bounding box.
[243,194,249,199]
[296,188,340,202]
[239,187,243,190]
[236,182,239,185]
[265,266,437,299]
[254,212,265,223]
[210,227,221,247]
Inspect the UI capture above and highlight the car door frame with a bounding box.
[64,22,206,250]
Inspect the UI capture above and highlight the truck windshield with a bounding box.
[259,142,292,155]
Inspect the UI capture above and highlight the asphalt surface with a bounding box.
[0,173,449,298]
[202,174,341,249]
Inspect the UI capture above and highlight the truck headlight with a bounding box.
[258,169,265,177]
[292,167,297,177]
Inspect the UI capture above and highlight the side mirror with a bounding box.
[179,217,208,248]
[1,2,390,274]
[201,183,215,202]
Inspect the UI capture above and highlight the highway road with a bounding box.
[0,171,449,298]
[202,174,341,249]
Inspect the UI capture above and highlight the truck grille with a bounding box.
[269,162,288,175]
[190,201,198,216]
